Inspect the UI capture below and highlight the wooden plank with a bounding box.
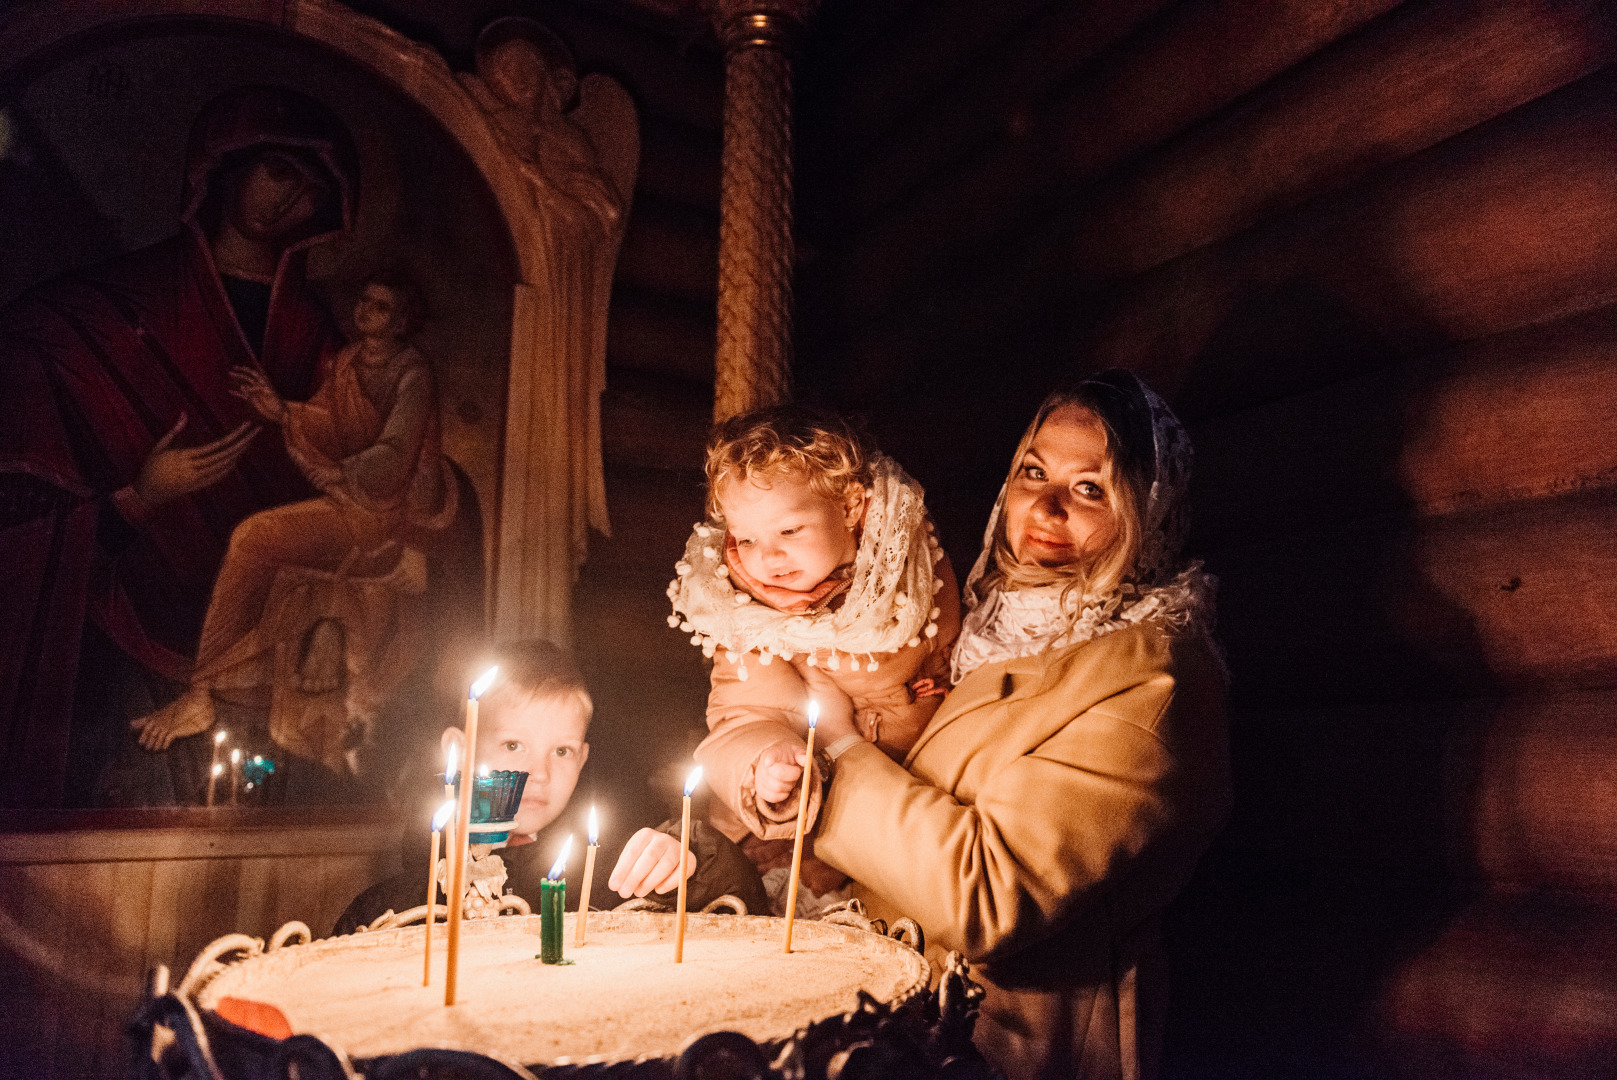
[816,0,1401,330]
[614,196,719,304]
[807,0,1171,234]
[806,0,1053,160]
[1079,66,1617,404]
[0,820,396,864]
[599,368,711,470]
[1212,486,1617,703]
[1188,301,1617,541]
[1069,0,1617,283]
[1233,689,1617,894]
[605,287,715,383]
[635,125,721,213]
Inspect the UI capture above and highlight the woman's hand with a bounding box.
[755,740,807,805]
[608,827,696,899]
[229,366,287,424]
[134,414,258,507]
[800,666,858,743]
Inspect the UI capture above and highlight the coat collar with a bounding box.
[904,652,1048,765]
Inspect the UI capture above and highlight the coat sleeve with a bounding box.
[695,649,825,843]
[813,673,1184,963]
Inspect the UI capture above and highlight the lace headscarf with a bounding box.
[668,453,947,680]
[951,370,1218,683]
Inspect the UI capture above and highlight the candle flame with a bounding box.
[431,799,455,832]
[470,665,500,700]
[230,748,241,763]
[683,766,703,797]
[212,763,223,777]
[214,730,227,745]
[588,805,598,846]
[445,742,458,782]
[806,699,819,729]
[548,835,572,880]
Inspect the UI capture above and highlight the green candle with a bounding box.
[540,880,566,963]
[539,835,572,965]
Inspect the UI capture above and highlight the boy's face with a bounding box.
[718,468,863,593]
[445,692,589,837]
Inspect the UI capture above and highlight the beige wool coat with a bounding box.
[814,620,1230,1080]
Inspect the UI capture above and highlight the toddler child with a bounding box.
[666,408,961,913]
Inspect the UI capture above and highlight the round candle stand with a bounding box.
[131,907,992,1080]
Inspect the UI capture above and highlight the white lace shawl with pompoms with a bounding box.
[666,454,945,679]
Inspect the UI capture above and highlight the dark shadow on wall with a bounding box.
[1158,285,1499,1079]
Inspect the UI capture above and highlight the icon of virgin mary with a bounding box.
[0,85,359,807]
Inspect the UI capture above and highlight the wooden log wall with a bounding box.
[794,1,1617,1075]
[0,809,396,1080]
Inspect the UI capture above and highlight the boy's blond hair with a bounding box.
[480,639,593,727]
[704,407,873,518]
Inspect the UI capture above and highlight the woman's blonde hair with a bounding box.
[978,374,1157,611]
[704,407,873,518]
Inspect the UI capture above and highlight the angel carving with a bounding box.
[459,18,638,566]
[458,20,637,233]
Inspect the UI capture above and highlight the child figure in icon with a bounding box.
[135,272,457,768]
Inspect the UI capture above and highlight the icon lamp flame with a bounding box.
[548,835,572,881]
[588,806,599,846]
[806,700,819,730]
[683,766,703,798]
[432,799,455,832]
[478,763,490,778]
[470,665,500,700]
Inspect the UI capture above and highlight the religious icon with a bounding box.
[0,85,360,806]
[133,271,458,774]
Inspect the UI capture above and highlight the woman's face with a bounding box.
[1002,404,1119,568]
[229,151,322,244]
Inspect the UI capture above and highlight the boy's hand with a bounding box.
[608,827,696,899]
[755,740,807,805]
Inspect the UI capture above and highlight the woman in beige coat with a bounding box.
[810,370,1229,1080]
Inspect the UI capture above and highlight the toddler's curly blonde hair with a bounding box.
[704,407,873,518]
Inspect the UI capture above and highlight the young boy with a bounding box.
[630,408,961,914]
[334,640,766,932]
[333,640,591,933]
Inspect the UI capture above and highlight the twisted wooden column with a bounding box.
[710,3,816,422]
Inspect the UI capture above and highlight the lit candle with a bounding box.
[423,799,454,986]
[541,835,572,964]
[229,747,242,806]
[782,701,819,952]
[674,766,702,963]
[576,807,599,947]
[207,730,227,807]
[445,664,499,1007]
